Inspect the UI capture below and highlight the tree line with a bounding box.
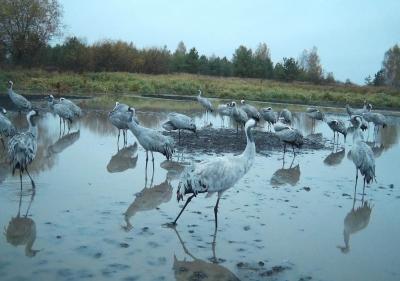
[0,0,399,88]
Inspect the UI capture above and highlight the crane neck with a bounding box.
[352,126,363,143]
[242,123,256,163]
[128,119,140,136]
[7,86,13,96]
[27,114,38,137]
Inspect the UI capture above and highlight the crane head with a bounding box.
[0,107,6,114]
[231,101,236,107]
[45,94,54,102]
[240,99,245,104]
[7,81,13,88]
[350,115,362,128]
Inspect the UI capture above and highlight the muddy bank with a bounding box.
[164,128,329,154]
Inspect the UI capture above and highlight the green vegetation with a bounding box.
[1,70,399,109]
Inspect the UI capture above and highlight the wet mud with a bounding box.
[165,128,328,154]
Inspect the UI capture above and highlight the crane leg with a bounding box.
[178,130,181,143]
[117,129,120,144]
[19,170,23,192]
[173,194,196,225]
[1,138,4,149]
[151,151,155,173]
[25,167,35,189]
[362,178,366,202]
[145,151,149,182]
[214,196,221,229]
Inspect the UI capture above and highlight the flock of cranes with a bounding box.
[0,80,388,230]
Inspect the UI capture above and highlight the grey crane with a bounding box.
[346,101,368,117]
[230,101,249,134]
[60,97,82,118]
[240,99,261,121]
[279,108,292,124]
[260,107,277,131]
[216,103,232,127]
[0,107,16,148]
[46,95,72,133]
[170,119,256,228]
[362,111,387,134]
[127,111,174,165]
[7,110,39,189]
[113,101,130,112]
[349,114,368,131]
[113,102,139,124]
[162,112,197,141]
[108,106,137,146]
[326,118,347,143]
[273,119,291,132]
[306,107,324,131]
[48,96,76,133]
[349,115,376,192]
[7,81,32,113]
[274,124,304,156]
[196,90,214,121]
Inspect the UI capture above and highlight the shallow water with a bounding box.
[1,99,399,281]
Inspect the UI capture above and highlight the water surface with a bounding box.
[1,99,399,281]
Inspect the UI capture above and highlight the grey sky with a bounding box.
[60,0,399,84]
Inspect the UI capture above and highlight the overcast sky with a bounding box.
[59,0,399,84]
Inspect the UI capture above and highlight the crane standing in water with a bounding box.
[279,108,293,124]
[0,107,16,148]
[109,105,138,145]
[260,107,277,131]
[217,103,232,127]
[7,81,32,114]
[127,109,174,163]
[7,110,39,189]
[171,119,257,229]
[230,101,249,134]
[350,115,376,193]
[306,107,324,132]
[240,100,260,121]
[196,90,214,122]
[326,118,347,144]
[162,112,197,142]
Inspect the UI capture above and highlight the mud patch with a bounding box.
[164,128,328,153]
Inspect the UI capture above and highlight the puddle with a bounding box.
[0,98,399,281]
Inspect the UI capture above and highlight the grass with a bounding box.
[1,69,400,110]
